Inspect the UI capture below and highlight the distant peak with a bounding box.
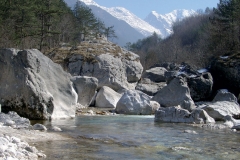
[80,0,98,5]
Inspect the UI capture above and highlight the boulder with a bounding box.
[213,89,238,102]
[155,106,215,124]
[152,77,195,111]
[191,108,215,124]
[68,49,143,91]
[141,67,167,82]
[71,76,98,107]
[136,78,166,96]
[95,86,122,108]
[0,49,77,120]
[187,72,213,101]
[196,90,240,121]
[116,90,152,115]
[197,101,240,121]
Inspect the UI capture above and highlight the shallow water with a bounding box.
[33,115,240,160]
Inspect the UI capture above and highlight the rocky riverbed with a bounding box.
[0,112,72,160]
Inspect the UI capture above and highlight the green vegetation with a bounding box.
[0,0,116,51]
[129,0,240,70]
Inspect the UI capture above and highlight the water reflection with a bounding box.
[33,115,240,160]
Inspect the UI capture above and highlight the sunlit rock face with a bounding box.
[0,49,77,120]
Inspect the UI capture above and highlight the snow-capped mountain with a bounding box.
[145,9,198,38]
[78,0,161,46]
[66,0,197,46]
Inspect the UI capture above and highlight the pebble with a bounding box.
[183,130,198,134]
[51,126,62,132]
[33,123,47,131]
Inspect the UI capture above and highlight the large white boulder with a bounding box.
[197,101,240,121]
[0,49,77,120]
[95,86,122,108]
[71,76,98,107]
[116,90,152,115]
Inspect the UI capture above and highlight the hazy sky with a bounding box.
[93,0,220,18]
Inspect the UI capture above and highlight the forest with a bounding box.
[128,0,240,70]
[0,0,116,51]
[0,0,239,70]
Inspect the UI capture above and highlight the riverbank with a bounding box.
[0,112,73,160]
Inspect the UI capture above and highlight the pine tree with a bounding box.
[210,0,240,55]
[104,26,117,40]
[73,1,99,42]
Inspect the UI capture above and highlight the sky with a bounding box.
[92,0,220,18]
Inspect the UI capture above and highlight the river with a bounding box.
[33,115,240,160]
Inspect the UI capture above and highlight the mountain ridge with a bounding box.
[145,9,198,37]
[71,0,197,45]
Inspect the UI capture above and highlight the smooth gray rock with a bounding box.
[155,106,215,124]
[152,77,196,111]
[187,72,213,101]
[95,86,122,108]
[136,78,166,96]
[213,89,238,102]
[0,49,77,120]
[155,106,192,123]
[141,67,167,82]
[123,53,143,83]
[71,76,98,107]
[33,123,47,131]
[116,90,152,115]
[68,52,143,91]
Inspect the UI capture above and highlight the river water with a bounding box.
[33,115,240,160]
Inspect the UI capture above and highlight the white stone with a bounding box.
[116,90,152,115]
[33,124,47,131]
[95,86,122,108]
[197,101,240,121]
